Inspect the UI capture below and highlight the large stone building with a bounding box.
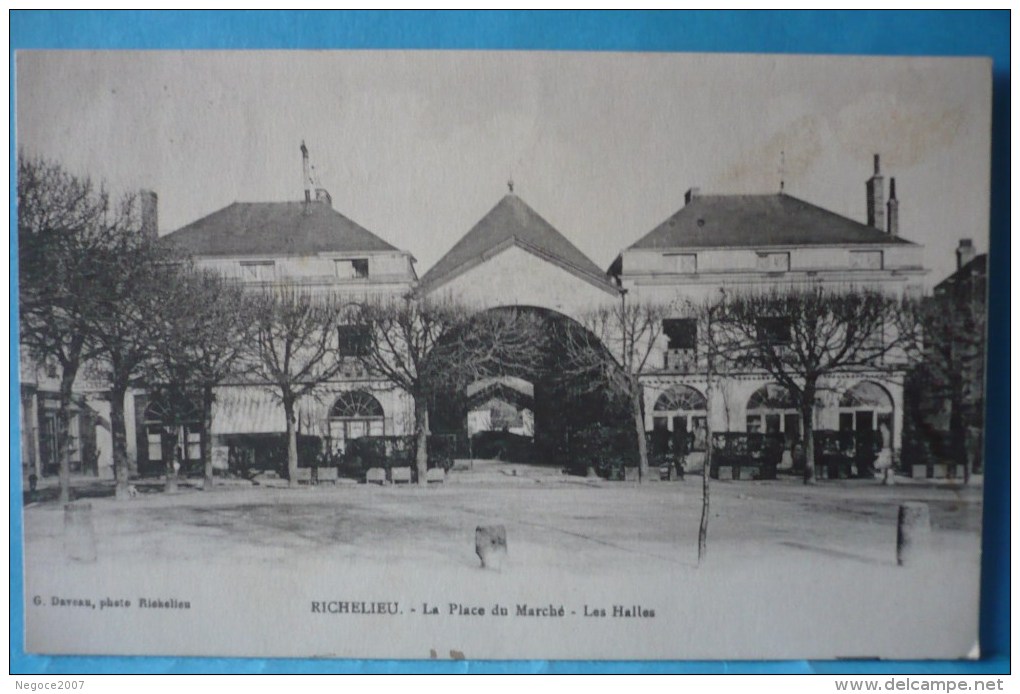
[613,157,925,471]
[22,149,931,480]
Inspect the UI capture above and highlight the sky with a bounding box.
[15,50,992,287]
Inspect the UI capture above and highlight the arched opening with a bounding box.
[652,385,708,452]
[327,390,385,453]
[839,381,894,450]
[427,305,633,470]
[141,392,203,477]
[746,383,801,449]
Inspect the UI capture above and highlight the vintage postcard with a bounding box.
[15,50,990,661]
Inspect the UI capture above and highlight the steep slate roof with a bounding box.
[420,194,615,292]
[165,201,399,257]
[627,193,917,251]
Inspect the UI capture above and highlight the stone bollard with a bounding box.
[475,525,507,570]
[64,501,97,563]
[897,502,931,567]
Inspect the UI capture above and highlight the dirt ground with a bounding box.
[18,461,984,661]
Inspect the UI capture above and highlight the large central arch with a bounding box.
[425,305,635,468]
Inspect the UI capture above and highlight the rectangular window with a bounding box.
[240,261,275,281]
[746,415,762,433]
[335,258,369,279]
[757,252,790,272]
[663,318,697,350]
[756,316,792,345]
[850,250,883,270]
[338,324,371,357]
[667,253,697,274]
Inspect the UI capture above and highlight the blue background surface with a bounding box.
[9,10,1010,675]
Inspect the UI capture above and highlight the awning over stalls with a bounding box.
[211,387,287,436]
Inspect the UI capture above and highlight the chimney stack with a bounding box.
[956,239,976,270]
[886,177,899,237]
[866,154,885,230]
[301,141,312,203]
[139,190,158,239]
[684,187,701,205]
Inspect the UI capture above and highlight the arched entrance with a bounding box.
[746,383,801,449]
[327,390,385,453]
[140,393,203,477]
[652,385,708,451]
[427,305,633,469]
[839,381,894,450]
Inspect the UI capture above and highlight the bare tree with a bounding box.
[563,298,668,482]
[86,214,180,500]
[350,297,546,486]
[680,292,743,563]
[714,287,904,484]
[148,268,256,490]
[247,289,347,486]
[18,153,121,503]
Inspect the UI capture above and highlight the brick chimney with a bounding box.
[139,190,158,239]
[886,177,899,237]
[866,154,885,230]
[956,239,976,270]
[684,187,701,205]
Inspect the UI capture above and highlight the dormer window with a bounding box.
[240,261,275,281]
[336,258,369,280]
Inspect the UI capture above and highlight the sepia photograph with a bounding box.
[15,48,992,662]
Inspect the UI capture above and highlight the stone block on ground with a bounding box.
[911,464,928,479]
[717,465,733,481]
[64,501,97,563]
[390,467,412,484]
[931,463,949,479]
[426,468,446,484]
[317,467,338,484]
[897,502,932,567]
[475,525,507,570]
[293,468,313,484]
[366,467,387,485]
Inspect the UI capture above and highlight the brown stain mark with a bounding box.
[716,114,824,190]
[449,649,465,660]
[834,91,966,168]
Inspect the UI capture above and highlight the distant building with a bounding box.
[915,239,987,472]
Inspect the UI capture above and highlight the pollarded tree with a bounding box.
[18,153,129,503]
[147,268,257,490]
[247,289,348,486]
[562,299,669,482]
[714,286,905,484]
[349,297,547,486]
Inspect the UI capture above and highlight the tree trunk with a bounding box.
[415,397,429,487]
[949,381,968,484]
[801,385,816,485]
[698,377,713,564]
[201,384,215,490]
[56,365,79,505]
[110,382,131,500]
[284,396,298,487]
[163,426,178,494]
[631,378,649,483]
